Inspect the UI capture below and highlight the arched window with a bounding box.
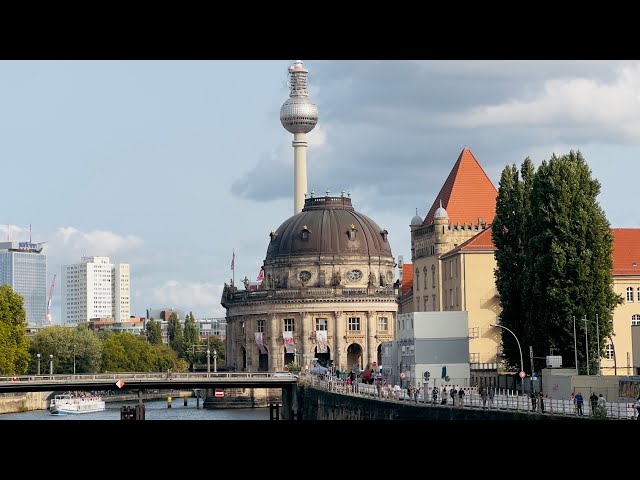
[605,343,614,360]
[627,287,634,302]
[423,267,428,289]
[637,287,640,302]
[632,314,640,326]
[431,265,436,288]
[416,271,420,291]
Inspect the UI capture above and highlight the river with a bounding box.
[0,397,271,421]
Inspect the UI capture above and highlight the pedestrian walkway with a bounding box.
[307,375,638,420]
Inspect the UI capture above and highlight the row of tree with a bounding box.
[0,284,225,376]
[492,151,622,375]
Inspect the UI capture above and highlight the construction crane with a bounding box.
[46,274,56,323]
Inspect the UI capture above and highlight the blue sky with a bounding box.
[1,60,638,322]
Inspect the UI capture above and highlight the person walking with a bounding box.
[575,392,584,416]
[450,385,457,406]
[539,392,545,413]
[635,395,640,420]
[458,387,466,407]
[488,387,495,408]
[589,392,598,415]
[530,391,537,412]
[597,394,606,416]
[480,387,487,409]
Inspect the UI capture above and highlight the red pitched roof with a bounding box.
[423,147,498,226]
[401,263,413,295]
[442,226,495,258]
[612,228,640,275]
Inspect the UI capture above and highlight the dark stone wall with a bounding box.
[298,386,581,421]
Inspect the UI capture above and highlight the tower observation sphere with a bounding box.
[280,60,319,134]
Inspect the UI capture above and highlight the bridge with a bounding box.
[0,372,298,394]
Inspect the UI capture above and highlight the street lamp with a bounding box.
[73,344,76,375]
[491,324,524,396]
[36,353,41,376]
[213,350,217,373]
[207,348,211,373]
[49,354,53,375]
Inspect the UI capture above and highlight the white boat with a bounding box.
[49,393,106,415]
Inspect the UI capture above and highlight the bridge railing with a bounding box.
[0,371,296,383]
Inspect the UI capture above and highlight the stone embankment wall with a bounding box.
[299,387,582,420]
[0,392,50,414]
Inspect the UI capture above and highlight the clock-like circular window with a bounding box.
[299,271,312,283]
[346,269,363,282]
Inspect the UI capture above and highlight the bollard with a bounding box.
[183,395,188,407]
[135,404,145,420]
[168,396,172,408]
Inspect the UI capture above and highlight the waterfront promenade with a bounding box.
[306,375,639,420]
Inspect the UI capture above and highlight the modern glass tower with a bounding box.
[0,241,47,325]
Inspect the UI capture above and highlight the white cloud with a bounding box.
[442,64,640,142]
[54,227,143,256]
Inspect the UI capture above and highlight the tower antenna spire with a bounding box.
[280,60,319,215]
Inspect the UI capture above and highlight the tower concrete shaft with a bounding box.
[293,133,308,214]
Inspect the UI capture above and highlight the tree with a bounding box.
[492,158,534,371]
[0,284,30,375]
[29,325,102,374]
[494,151,622,374]
[182,312,200,369]
[145,318,163,345]
[167,312,183,355]
[102,332,157,372]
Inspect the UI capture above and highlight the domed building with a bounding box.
[221,61,396,374]
[221,193,398,373]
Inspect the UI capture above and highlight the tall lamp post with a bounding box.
[73,344,76,375]
[49,354,53,375]
[213,350,217,373]
[207,348,211,373]
[36,353,41,376]
[491,324,524,395]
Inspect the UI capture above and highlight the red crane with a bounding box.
[46,274,56,323]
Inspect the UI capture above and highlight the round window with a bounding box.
[346,269,363,282]
[299,271,312,282]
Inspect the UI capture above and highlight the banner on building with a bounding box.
[255,332,267,354]
[316,330,328,353]
[283,331,295,353]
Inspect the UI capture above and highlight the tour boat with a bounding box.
[49,393,106,415]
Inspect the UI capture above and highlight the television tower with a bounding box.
[280,60,319,215]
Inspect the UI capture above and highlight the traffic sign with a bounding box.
[423,371,430,381]
[519,371,526,379]
[215,388,224,397]
[116,379,125,388]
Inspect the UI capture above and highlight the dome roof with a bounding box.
[411,208,423,226]
[266,196,393,260]
[434,199,448,219]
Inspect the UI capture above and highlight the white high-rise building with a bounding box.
[112,263,130,322]
[62,256,131,324]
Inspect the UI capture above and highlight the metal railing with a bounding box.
[305,374,639,420]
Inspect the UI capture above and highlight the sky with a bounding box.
[1,60,638,323]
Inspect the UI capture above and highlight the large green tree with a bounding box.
[0,284,30,375]
[494,151,622,375]
[167,312,183,354]
[182,312,200,369]
[145,318,163,345]
[492,159,533,371]
[28,324,102,374]
[102,332,158,372]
